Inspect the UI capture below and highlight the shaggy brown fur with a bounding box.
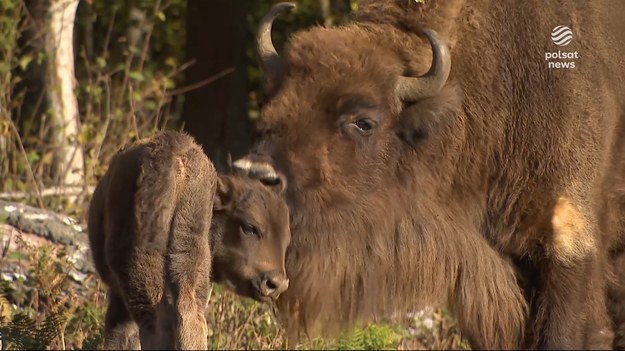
[233,0,625,349]
[88,131,290,350]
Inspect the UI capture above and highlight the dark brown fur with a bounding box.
[88,131,290,349]
[234,1,625,349]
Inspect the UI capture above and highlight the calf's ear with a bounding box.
[214,176,234,211]
[395,84,462,148]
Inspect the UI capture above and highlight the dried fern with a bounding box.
[0,294,11,325]
[0,310,66,350]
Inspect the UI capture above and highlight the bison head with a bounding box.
[210,174,291,303]
[233,2,464,336]
[235,2,461,220]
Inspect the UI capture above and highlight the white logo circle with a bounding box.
[551,25,573,46]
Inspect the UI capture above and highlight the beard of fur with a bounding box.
[274,186,528,349]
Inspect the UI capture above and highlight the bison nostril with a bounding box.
[259,275,288,299]
[260,277,278,295]
[265,279,278,291]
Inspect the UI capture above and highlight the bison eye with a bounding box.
[348,118,377,136]
[354,119,373,131]
[241,221,261,238]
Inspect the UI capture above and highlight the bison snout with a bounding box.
[257,272,289,300]
[233,157,286,191]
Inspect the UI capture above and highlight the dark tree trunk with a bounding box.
[181,0,252,171]
[15,0,48,137]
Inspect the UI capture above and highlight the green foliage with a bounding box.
[298,323,404,350]
[79,0,187,74]
[243,0,354,115]
[0,236,106,350]
[0,0,27,194]
[336,324,404,350]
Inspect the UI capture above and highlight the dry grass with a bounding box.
[0,223,469,350]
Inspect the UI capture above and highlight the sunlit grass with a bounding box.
[0,227,469,350]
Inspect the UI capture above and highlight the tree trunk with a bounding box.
[46,0,84,190]
[320,0,333,26]
[181,0,252,172]
[322,0,353,26]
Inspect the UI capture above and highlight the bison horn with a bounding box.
[395,29,451,102]
[257,2,296,95]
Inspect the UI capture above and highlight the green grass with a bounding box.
[4,251,28,261]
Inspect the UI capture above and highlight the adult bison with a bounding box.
[234,0,625,349]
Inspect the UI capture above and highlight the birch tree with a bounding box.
[44,0,84,191]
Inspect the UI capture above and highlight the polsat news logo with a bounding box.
[545,25,579,69]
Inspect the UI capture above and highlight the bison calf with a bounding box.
[87,131,291,350]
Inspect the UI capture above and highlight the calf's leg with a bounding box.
[103,292,140,350]
[166,147,215,350]
[109,246,168,350]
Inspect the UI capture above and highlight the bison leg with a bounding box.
[132,251,169,350]
[167,274,210,350]
[537,198,612,349]
[608,250,625,349]
[166,148,214,350]
[582,255,614,348]
[103,292,140,350]
[109,246,168,350]
[152,292,177,349]
[602,189,625,349]
[449,230,527,349]
[166,238,211,351]
[166,240,211,351]
[536,254,611,349]
[169,263,212,351]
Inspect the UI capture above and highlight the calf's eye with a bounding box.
[241,222,260,238]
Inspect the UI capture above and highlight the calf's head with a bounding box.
[209,174,291,302]
[234,2,461,215]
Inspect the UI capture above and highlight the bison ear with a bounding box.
[214,176,234,211]
[395,84,462,148]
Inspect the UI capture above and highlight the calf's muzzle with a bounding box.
[255,271,289,300]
